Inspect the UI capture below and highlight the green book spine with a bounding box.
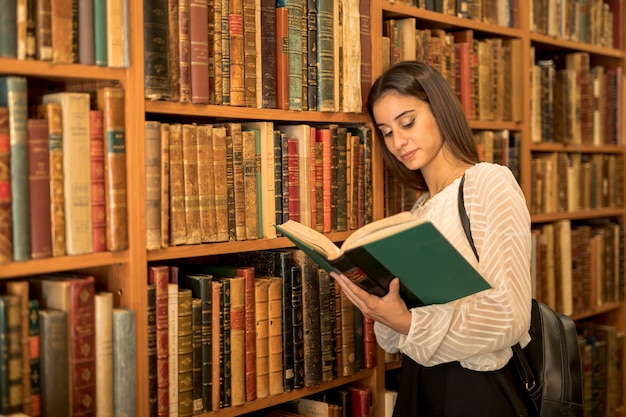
[285,0,303,110]
[94,0,108,66]
[0,0,17,57]
[315,0,334,111]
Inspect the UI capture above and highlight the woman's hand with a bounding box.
[330,272,412,335]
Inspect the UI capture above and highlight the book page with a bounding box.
[341,211,422,251]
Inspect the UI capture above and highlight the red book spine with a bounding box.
[349,386,371,417]
[190,0,210,104]
[27,118,52,259]
[149,266,170,417]
[362,316,376,369]
[287,138,300,222]
[316,128,331,233]
[0,107,12,264]
[275,7,289,110]
[90,110,106,253]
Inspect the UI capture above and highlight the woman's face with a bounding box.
[373,91,444,172]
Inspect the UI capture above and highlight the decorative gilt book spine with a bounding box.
[147,284,158,416]
[254,279,270,399]
[36,0,53,60]
[143,0,171,100]
[242,130,259,240]
[168,123,187,245]
[37,103,65,257]
[178,0,191,103]
[191,298,203,414]
[275,6,289,110]
[260,0,277,108]
[38,309,70,417]
[219,279,231,408]
[285,0,303,110]
[4,294,22,413]
[243,0,257,107]
[167,283,179,417]
[89,110,106,253]
[316,0,334,111]
[181,124,202,244]
[145,121,162,250]
[0,77,29,261]
[340,289,356,377]
[27,119,52,260]
[228,0,245,106]
[291,265,304,389]
[317,269,333,382]
[177,289,193,417]
[96,86,129,251]
[196,124,217,243]
[190,0,210,104]
[148,266,170,417]
[212,126,230,242]
[0,107,11,264]
[50,0,73,63]
[210,280,222,411]
[220,0,231,105]
[225,130,237,240]
[167,0,180,101]
[6,280,31,415]
[212,0,223,104]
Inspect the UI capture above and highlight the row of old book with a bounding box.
[529,152,624,215]
[531,218,623,317]
[145,120,373,250]
[382,24,523,123]
[148,248,377,416]
[0,77,129,264]
[143,0,369,113]
[530,51,624,146]
[0,0,129,67]
[0,274,136,417]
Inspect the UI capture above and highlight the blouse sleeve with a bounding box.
[375,164,533,369]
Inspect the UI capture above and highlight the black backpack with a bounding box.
[458,174,584,417]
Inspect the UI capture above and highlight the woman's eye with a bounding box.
[402,119,415,129]
[382,131,392,138]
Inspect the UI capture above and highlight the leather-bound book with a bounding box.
[225,131,237,240]
[228,0,245,106]
[49,0,73,63]
[29,274,97,417]
[196,124,217,243]
[266,277,284,395]
[210,280,222,410]
[335,126,347,232]
[28,299,40,416]
[89,110,106,253]
[332,279,342,379]
[317,269,333,382]
[94,0,107,66]
[95,292,113,417]
[166,0,180,101]
[143,0,171,100]
[242,129,259,240]
[306,0,317,110]
[145,121,162,250]
[35,0,53,60]
[212,0,224,104]
[147,284,158,416]
[167,282,179,416]
[359,0,371,112]
[291,265,304,389]
[112,308,136,417]
[340,290,355,377]
[0,107,11,264]
[219,278,231,407]
[212,126,229,242]
[148,266,170,417]
[0,77,30,261]
[37,102,65,257]
[105,0,126,67]
[191,298,203,414]
[78,0,95,64]
[168,123,187,245]
[224,276,245,405]
[273,131,285,225]
[159,123,170,248]
[178,0,191,103]
[315,127,331,233]
[363,316,376,369]
[4,294,22,413]
[315,0,334,111]
[96,86,129,251]
[224,122,246,240]
[285,0,303,110]
[259,0,277,108]
[190,0,210,104]
[253,278,270,399]
[243,0,257,107]
[38,309,70,417]
[177,289,193,417]
[181,124,201,244]
[27,118,52,259]
[353,306,364,372]
[275,6,289,110]
[220,0,231,105]
[349,386,371,417]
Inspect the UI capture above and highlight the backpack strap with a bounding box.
[457,173,537,392]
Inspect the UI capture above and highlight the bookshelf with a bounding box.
[373,0,626,415]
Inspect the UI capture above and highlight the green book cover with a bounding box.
[274,211,491,307]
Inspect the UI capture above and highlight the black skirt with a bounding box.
[393,354,537,417]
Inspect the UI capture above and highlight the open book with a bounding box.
[274,211,491,308]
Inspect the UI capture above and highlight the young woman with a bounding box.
[330,61,535,416]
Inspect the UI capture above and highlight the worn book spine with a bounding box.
[243,0,257,107]
[0,77,30,262]
[226,277,245,406]
[37,103,65,257]
[280,133,290,224]
[3,294,21,413]
[335,126,347,232]
[145,121,162,250]
[212,126,229,242]
[178,0,191,103]
[168,124,187,245]
[95,292,113,417]
[300,0,308,111]
[226,123,246,240]
[290,265,304,389]
[144,0,171,100]
[273,130,284,227]
[191,298,203,414]
[49,0,73,63]
[228,0,245,106]
[149,266,170,417]
[196,124,216,243]
[93,0,107,65]
[42,92,93,255]
[147,284,158,416]
[314,140,324,233]
[38,309,70,417]
[0,107,11,264]
[317,269,333,382]
[182,124,202,244]
[35,0,52,60]
[167,282,179,417]
[316,0,334,111]
[254,279,270,399]
[28,299,40,417]
[340,290,356,377]
[220,0,231,105]
[105,0,124,67]
[267,277,284,395]
[89,110,106,253]
[164,0,179,101]
[27,118,52,260]
[316,127,331,232]
[212,0,223,104]
[96,87,129,251]
[190,0,210,104]
[160,123,170,248]
[306,0,317,110]
[286,138,300,222]
[219,279,231,407]
[0,0,17,57]
[210,280,222,410]
[78,0,95,64]
[0,296,9,412]
[112,308,136,417]
[5,281,31,414]
[259,0,277,108]
[363,315,376,368]
[178,289,193,417]
[275,6,289,110]
[285,0,302,110]
[242,129,259,240]
[225,132,237,240]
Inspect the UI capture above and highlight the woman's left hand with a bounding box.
[330,271,412,335]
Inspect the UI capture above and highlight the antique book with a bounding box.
[5,281,31,414]
[228,0,246,106]
[220,123,243,240]
[212,126,230,241]
[27,118,53,259]
[340,0,362,113]
[210,280,222,410]
[167,283,179,417]
[42,92,93,256]
[452,30,473,119]
[278,124,311,228]
[148,266,170,417]
[196,124,217,243]
[242,129,259,240]
[306,0,317,110]
[38,309,70,417]
[145,121,162,250]
[253,278,270,399]
[28,299,40,417]
[178,273,213,412]
[29,274,97,417]
[112,308,136,417]
[190,0,210,104]
[3,294,22,413]
[265,276,284,396]
[340,288,355,377]
[50,0,73,63]
[94,0,107,65]
[359,0,371,112]
[37,102,66,257]
[191,298,203,414]
[317,269,333,382]
[0,107,10,264]
[143,0,171,100]
[276,211,492,307]
[353,305,364,372]
[243,0,257,107]
[168,123,187,245]
[78,0,95,64]
[164,0,179,101]
[315,127,331,232]
[335,127,347,232]
[222,0,232,104]
[178,288,193,417]
[224,276,245,405]
[0,0,17,57]
[0,77,30,261]
[242,122,276,238]
[315,0,335,111]
[178,0,191,103]
[273,130,286,226]
[95,292,113,417]
[259,0,277,108]
[218,278,232,408]
[212,0,224,104]
[285,0,303,110]
[363,315,376,369]
[89,110,106,253]
[96,86,129,251]
[106,0,125,67]
[349,386,371,417]
[330,279,340,379]
[286,139,301,223]
[35,0,53,60]
[275,6,289,110]
[160,123,170,248]
[147,284,158,416]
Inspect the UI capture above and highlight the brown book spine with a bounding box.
[243,0,257,107]
[89,110,106,253]
[6,281,32,414]
[4,295,22,413]
[36,0,53,60]
[168,123,187,245]
[28,299,40,417]
[212,0,223,104]
[149,266,170,417]
[178,289,193,417]
[27,119,52,260]
[191,298,203,414]
[254,279,269,399]
[145,121,162,251]
[50,0,73,63]
[237,267,256,402]
[275,7,289,110]
[37,103,65,257]
[220,0,230,105]
[181,124,202,244]
[227,277,245,406]
[267,277,284,395]
[242,130,259,240]
[226,123,246,240]
[0,107,11,264]
[340,289,356,377]
[207,0,216,103]
[212,126,229,241]
[363,315,376,368]
[96,87,129,251]
[196,124,217,242]
[260,0,277,108]
[168,0,181,101]
[178,0,192,103]
[228,0,245,106]
[160,123,170,248]
[210,280,222,411]
[190,0,210,104]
